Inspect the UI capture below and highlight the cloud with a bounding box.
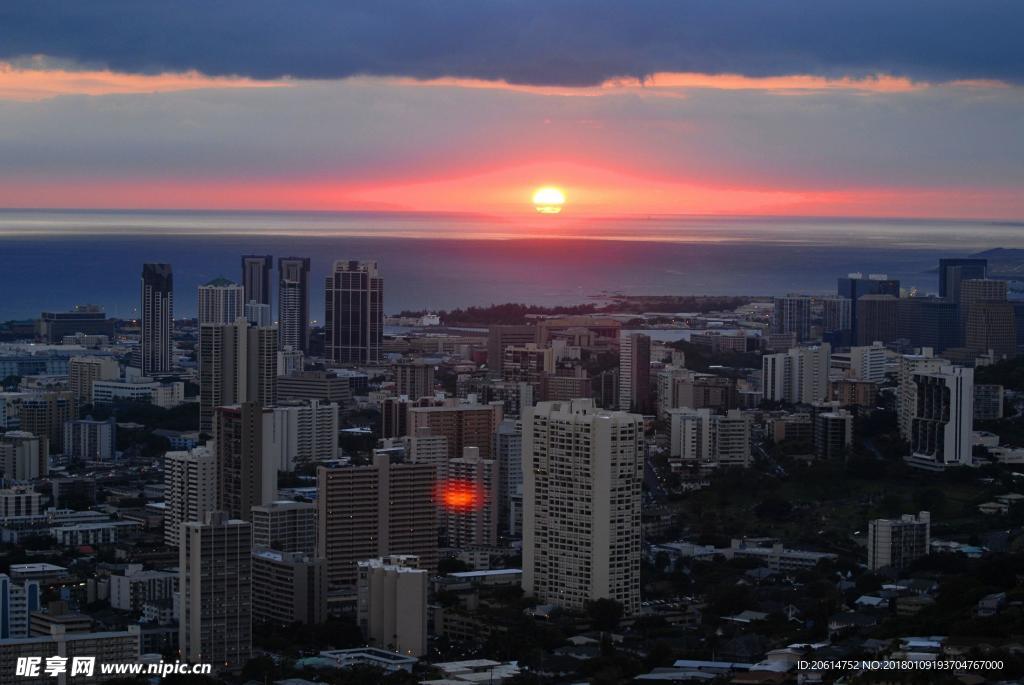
[0,1,1022,87]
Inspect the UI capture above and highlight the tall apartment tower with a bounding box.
[197,277,245,326]
[0,574,41,639]
[619,332,652,414]
[215,403,277,521]
[141,263,173,375]
[164,446,218,548]
[772,296,812,342]
[897,350,947,441]
[241,255,273,307]
[522,399,643,615]
[179,511,252,669]
[867,511,930,571]
[908,365,973,470]
[278,257,311,354]
[762,344,831,404]
[356,555,428,657]
[251,501,317,555]
[316,453,436,586]
[938,258,987,301]
[668,408,751,469]
[68,356,119,404]
[443,447,500,547]
[393,360,436,400]
[199,318,277,432]
[19,392,75,456]
[325,260,383,365]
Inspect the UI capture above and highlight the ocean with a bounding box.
[0,209,1020,320]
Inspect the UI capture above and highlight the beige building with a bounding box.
[179,511,252,669]
[214,403,277,521]
[444,447,499,548]
[19,392,74,456]
[317,453,436,586]
[522,399,643,615]
[393,360,436,400]
[668,408,751,469]
[164,446,218,547]
[356,555,427,657]
[408,403,502,460]
[251,501,316,555]
[251,549,326,625]
[67,357,119,405]
[198,317,277,432]
[0,432,48,481]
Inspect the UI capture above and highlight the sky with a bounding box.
[0,1,1023,220]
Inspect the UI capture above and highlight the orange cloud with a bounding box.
[0,62,289,101]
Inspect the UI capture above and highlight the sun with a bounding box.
[532,186,566,214]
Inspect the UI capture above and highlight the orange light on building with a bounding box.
[437,480,484,511]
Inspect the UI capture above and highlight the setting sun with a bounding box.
[532,186,566,214]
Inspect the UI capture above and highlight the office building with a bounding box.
[868,512,930,571]
[179,511,252,669]
[0,487,41,519]
[837,273,899,344]
[961,278,1009,346]
[487,325,538,374]
[251,501,316,555]
[896,297,960,353]
[164,446,218,548]
[897,350,947,440]
[408,403,502,460]
[325,260,383,365]
[276,347,304,377]
[91,376,184,409]
[619,332,651,414]
[264,399,339,471]
[241,255,273,307]
[276,370,351,407]
[0,574,41,639]
[974,384,1004,420]
[830,379,879,408]
[814,410,853,458]
[317,453,436,586]
[772,295,812,342]
[197,277,245,325]
[0,432,48,480]
[821,296,853,346]
[356,555,427,657]
[762,344,831,404]
[37,305,115,344]
[393,360,436,400]
[856,294,899,346]
[938,258,987,301]
[832,341,887,383]
[198,318,277,432]
[668,408,751,469]
[19,392,74,456]
[381,396,444,440]
[443,447,499,547]
[404,428,449,475]
[522,399,642,614]
[215,403,277,521]
[909,365,973,470]
[502,344,554,397]
[141,263,174,376]
[251,550,326,626]
[68,356,119,404]
[63,416,116,462]
[278,256,311,354]
[966,301,1016,360]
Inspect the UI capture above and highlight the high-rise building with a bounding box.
[393,360,436,400]
[264,399,339,471]
[831,341,887,383]
[317,453,436,586]
[19,392,75,456]
[241,255,273,307]
[867,512,930,571]
[68,356,119,404]
[837,273,899,345]
[966,301,1017,360]
[251,501,317,555]
[251,549,326,626]
[772,296,812,342]
[974,383,1004,421]
[141,263,174,376]
[179,511,252,669]
[197,277,245,325]
[325,260,383,365]
[278,257,311,354]
[855,294,899,346]
[276,347,304,377]
[938,258,987,301]
[63,416,116,461]
[0,432,48,480]
[492,418,522,536]
[164,446,218,548]
[199,318,277,432]
[961,278,1009,350]
[896,297,960,352]
[821,296,853,346]
[619,332,651,414]
[909,365,973,470]
[487,325,539,374]
[408,403,503,460]
[0,574,41,640]
[502,344,554,398]
[443,447,499,547]
[276,370,352,406]
[522,399,642,615]
[762,344,831,404]
[814,410,853,458]
[897,350,947,441]
[215,403,278,521]
[668,408,751,469]
[356,555,427,657]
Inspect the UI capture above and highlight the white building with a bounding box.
[762,344,831,404]
[832,341,887,383]
[264,399,339,471]
[91,378,185,409]
[668,408,751,468]
[0,431,47,480]
[163,446,218,548]
[868,512,930,571]
[897,349,946,441]
[0,574,41,639]
[197,278,245,326]
[356,555,428,657]
[522,399,643,614]
[109,565,177,612]
[63,416,116,461]
[908,365,973,470]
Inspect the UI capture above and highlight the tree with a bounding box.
[586,598,624,632]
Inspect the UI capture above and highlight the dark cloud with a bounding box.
[0,1,1022,86]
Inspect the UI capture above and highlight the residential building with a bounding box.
[19,392,74,456]
[251,501,316,555]
[63,416,116,461]
[356,556,428,657]
[198,317,277,432]
[109,566,176,613]
[897,350,947,441]
[324,260,383,365]
[868,512,930,571]
[276,370,351,407]
[974,384,1004,420]
[214,403,277,521]
[408,403,502,460]
[486,325,538,374]
[278,256,311,354]
[264,399,339,471]
[668,408,751,469]
[443,447,499,547]
[141,263,173,376]
[241,255,273,307]
[393,360,436,401]
[0,574,41,639]
[0,432,48,480]
[619,332,651,413]
[67,356,119,404]
[164,446,218,548]
[832,341,887,383]
[251,550,326,625]
[762,344,831,404]
[908,365,973,470]
[814,410,853,458]
[197,277,244,325]
[772,295,812,342]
